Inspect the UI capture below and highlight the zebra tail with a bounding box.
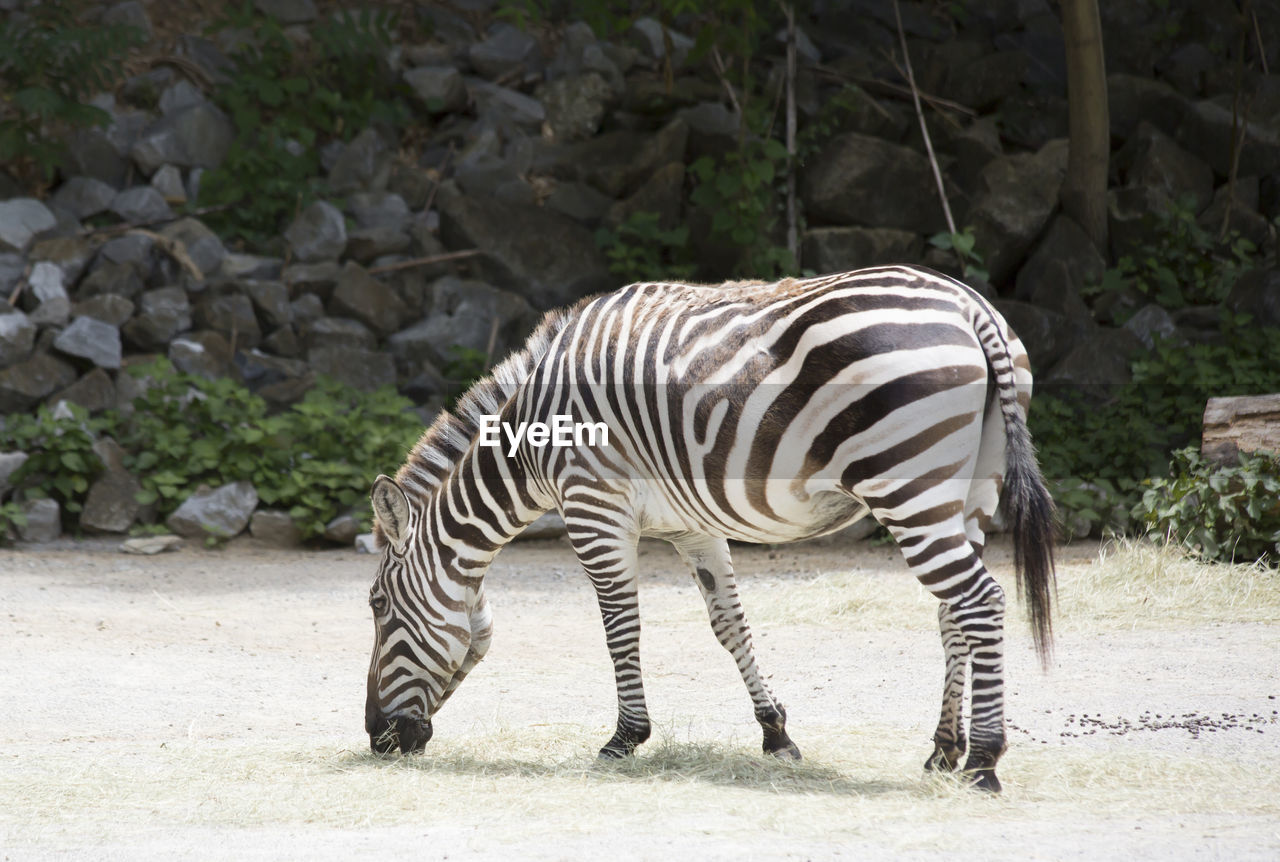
[1002,410,1057,668]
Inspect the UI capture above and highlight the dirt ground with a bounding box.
[1,533,1278,861]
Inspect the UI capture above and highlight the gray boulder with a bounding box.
[468,80,547,131]
[166,481,259,539]
[345,225,411,262]
[53,316,123,369]
[551,120,688,198]
[169,331,235,379]
[1014,214,1105,319]
[437,187,610,310]
[1177,98,1280,177]
[0,451,29,498]
[1045,329,1143,391]
[250,509,303,547]
[546,181,614,223]
[1226,267,1280,328]
[327,128,391,194]
[253,0,316,24]
[0,312,36,368]
[243,280,292,330]
[403,66,468,114]
[469,23,539,80]
[130,102,234,174]
[51,368,117,414]
[330,263,409,336]
[1119,122,1214,212]
[606,162,685,231]
[967,140,1069,285]
[348,192,410,229]
[0,354,77,412]
[801,133,945,234]
[51,177,119,220]
[30,297,72,328]
[160,217,228,279]
[284,201,347,262]
[995,300,1088,373]
[390,277,535,371]
[1107,74,1188,140]
[540,72,614,143]
[194,289,261,350]
[77,262,145,301]
[29,235,96,286]
[110,187,173,224]
[303,316,377,352]
[0,199,57,252]
[802,227,923,274]
[73,294,137,326]
[17,498,61,543]
[306,346,396,390]
[323,512,361,544]
[150,164,187,204]
[123,286,193,350]
[1123,304,1182,351]
[81,441,143,534]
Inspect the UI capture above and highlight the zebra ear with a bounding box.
[371,474,412,546]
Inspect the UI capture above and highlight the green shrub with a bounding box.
[595,211,696,284]
[0,3,146,182]
[1134,447,1280,564]
[0,403,107,520]
[689,137,795,278]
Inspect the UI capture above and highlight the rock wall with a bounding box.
[2,0,1279,543]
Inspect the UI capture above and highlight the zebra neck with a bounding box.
[425,434,550,572]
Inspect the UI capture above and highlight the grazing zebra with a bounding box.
[365,264,1055,792]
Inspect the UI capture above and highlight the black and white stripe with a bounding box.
[365,264,1055,791]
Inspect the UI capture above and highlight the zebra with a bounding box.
[365,264,1055,792]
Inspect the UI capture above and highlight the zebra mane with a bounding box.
[391,304,576,503]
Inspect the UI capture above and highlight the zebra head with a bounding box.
[365,474,485,755]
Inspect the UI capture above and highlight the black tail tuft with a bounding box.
[1004,424,1056,668]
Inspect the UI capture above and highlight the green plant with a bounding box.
[0,2,146,183]
[0,403,106,519]
[1087,198,1257,316]
[198,3,405,245]
[689,137,795,278]
[928,227,989,282]
[0,500,28,544]
[1134,447,1280,564]
[595,210,696,283]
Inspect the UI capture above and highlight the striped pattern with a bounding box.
[365,265,1056,791]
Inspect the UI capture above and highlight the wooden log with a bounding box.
[1201,394,1280,463]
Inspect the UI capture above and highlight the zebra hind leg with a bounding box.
[672,534,801,760]
[924,601,969,773]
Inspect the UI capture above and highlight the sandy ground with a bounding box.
[1,533,1278,861]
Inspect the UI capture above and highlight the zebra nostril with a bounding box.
[396,716,433,753]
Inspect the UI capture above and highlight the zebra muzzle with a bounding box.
[369,715,433,755]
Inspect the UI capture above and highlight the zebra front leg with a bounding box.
[925,601,969,773]
[567,520,651,759]
[672,534,801,760]
[955,582,1008,792]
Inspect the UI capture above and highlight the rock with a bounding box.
[0,451,28,498]
[403,66,468,114]
[1106,185,1171,259]
[253,0,316,24]
[130,102,234,174]
[1044,329,1142,391]
[390,277,535,371]
[606,162,685,231]
[81,459,143,534]
[77,262,145,301]
[327,128,391,194]
[103,1,153,40]
[28,261,67,305]
[545,181,613,223]
[150,164,187,204]
[219,252,281,281]
[284,260,342,300]
[631,17,694,65]
[1177,98,1280,177]
[677,101,743,161]
[160,217,228,280]
[967,139,1069,285]
[1198,183,1272,250]
[801,133,945,234]
[100,233,155,270]
[801,227,923,274]
[1107,74,1188,140]
[0,199,57,252]
[17,498,60,543]
[995,300,1087,373]
[1226,267,1280,328]
[157,80,204,116]
[284,201,347,262]
[0,312,36,368]
[166,481,259,539]
[514,510,566,541]
[73,293,137,326]
[250,509,303,547]
[63,127,131,187]
[50,177,119,220]
[193,289,261,349]
[1119,122,1214,212]
[119,534,183,555]
[236,350,313,404]
[0,253,25,295]
[323,512,361,544]
[306,346,396,390]
[348,192,410,230]
[289,294,326,328]
[330,263,409,336]
[53,316,123,369]
[122,286,193,350]
[344,225,411,262]
[303,316,377,352]
[468,80,546,131]
[29,236,95,286]
[554,120,688,198]
[1014,214,1106,311]
[109,186,173,224]
[1123,303,1182,351]
[169,331,235,379]
[243,280,292,330]
[437,187,610,310]
[469,23,539,80]
[50,368,117,413]
[29,297,71,328]
[931,44,1025,111]
[354,532,378,554]
[540,72,614,143]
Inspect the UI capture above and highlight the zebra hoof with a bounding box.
[764,730,802,761]
[964,768,1002,793]
[924,743,964,773]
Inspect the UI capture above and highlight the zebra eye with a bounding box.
[370,595,389,616]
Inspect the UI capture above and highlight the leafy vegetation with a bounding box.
[595,211,696,283]
[197,4,406,246]
[1135,447,1280,564]
[928,227,989,282]
[1,362,424,543]
[0,2,145,183]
